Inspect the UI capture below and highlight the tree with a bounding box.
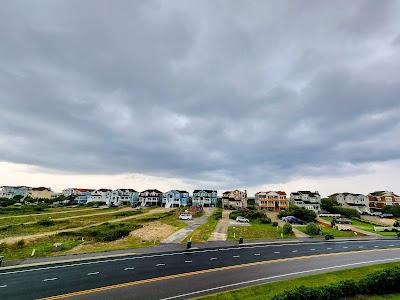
[278,206,317,223]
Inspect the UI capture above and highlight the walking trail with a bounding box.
[0,208,169,244]
[208,210,230,241]
[161,208,214,244]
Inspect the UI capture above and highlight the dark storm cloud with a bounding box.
[1,0,400,187]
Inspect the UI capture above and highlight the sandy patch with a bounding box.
[130,221,177,241]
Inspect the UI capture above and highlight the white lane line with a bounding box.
[327,248,332,250]
[124,267,135,271]
[254,253,261,256]
[310,249,316,251]
[1,240,397,275]
[160,257,400,300]
[232,255,240,258]
[87,272,99,276]
[292,250,298,253]
[0,285,7,288]
[359,246,364,248]
[374,246,379,248]
[210,258,218,260]
[43,278,58,282]
[185,260,192,263]
[156,263,165,266]
[274,251,280,254]
[390,245,395,247]
[343,247,348,249]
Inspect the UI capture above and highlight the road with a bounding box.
[1,239,400,299]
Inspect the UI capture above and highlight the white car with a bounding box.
[179,213,193,220]
[236,216,250,223]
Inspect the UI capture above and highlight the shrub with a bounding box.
[383,205,400,217]
[114,210,143,217]
[305,223,321,236]
[229,209,265,221]
[212,210,223,220]
[394,220,400,227]
[37,219,55,226]
[271,221,278,226]
[278,206,317,223]
[282,223,292,235]
[260,216,271,224]
[16,239,25,249]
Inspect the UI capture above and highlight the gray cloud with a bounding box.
[1,0,400,188]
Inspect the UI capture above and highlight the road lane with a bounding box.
[1,239,400,300]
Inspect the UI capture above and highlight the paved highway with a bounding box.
[1,239,400,299]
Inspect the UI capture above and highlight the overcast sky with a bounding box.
[1,1,400,196]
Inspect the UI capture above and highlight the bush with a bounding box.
[278,206,317,223]
[212,210,223,220]
[271,221,278,226]
[305,223,321,236]
[114,210,143,217]
[37,219,55,226]
[282,223,292,235]
[383,205,400,217]
[260,216,272,224]
[229,209,265,221]
[321,198,360,218]
[16,239,25,249]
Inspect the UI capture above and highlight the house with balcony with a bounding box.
[87,189,112,205]
[138,189,163,206]
[62,188,94,205]
[330,193,370,214]
[368,191,400,211]
[289,191,321,213]
[255,191,288,211]
[222,190,247,209]
[192,190,217,207]
[0,186,31,199]
[162,190,189,208]
[111,189,139,206]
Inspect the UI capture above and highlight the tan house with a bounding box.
[222,190,247,209]
[29,187,54,199]
[368,191,400,211]
[255,191,288,211]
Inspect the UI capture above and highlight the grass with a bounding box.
[159,214,187,229]
[295,225,357,237]
[227,221,293,240]
[196,262,400,300]
[321,217,397,237]
[183,208,221,243]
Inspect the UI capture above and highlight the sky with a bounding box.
[0,1,400,196]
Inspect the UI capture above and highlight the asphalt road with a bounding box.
[1,239,400,300]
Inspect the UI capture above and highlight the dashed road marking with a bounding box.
[274,251,280,254]
[310,249,316,251]
[327,248,332,250]
[0,285,7,288]
[87,272,99,276]
[43,278,58,282]
[210,258,217,260]
[185,260,192,263]
[292,250,298,253]
[254,253,261,256]
[343,247,348,249]
[124,267,135,271]
[156,263,165,267]
[233,255,240,258]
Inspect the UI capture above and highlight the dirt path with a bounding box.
[0,207,102,220]
[0,208,169,244]
[208,210,230,241]
[0,207,130,227]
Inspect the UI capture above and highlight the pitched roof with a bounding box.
[193,189,216,193]
[31,187,51,191]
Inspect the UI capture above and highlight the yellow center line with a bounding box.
[40,247,400,300]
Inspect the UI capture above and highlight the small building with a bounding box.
[222,190,247,209]
[330,193,370,214]
[111,189,139,206]
[138,189,163,207]
[255,191,288,211]
[62,188,94,205]
[289,191,321,213]
[29,187,54,199]
[192,190,217,207]
[162,190,189,208]
[368,191,400,211]
[87,189,112,205]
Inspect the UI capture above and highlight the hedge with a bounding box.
[272,267,400,300]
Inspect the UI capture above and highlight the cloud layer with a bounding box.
[1,1,400,189]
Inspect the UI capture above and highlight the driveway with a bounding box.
[161,208,214,244]
[208,210,230,241]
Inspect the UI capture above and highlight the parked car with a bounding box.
[179,213,193,220]
[92,204,99,208]
[236,216,250,223]
[282,216,306,225]
[380,213,393,218]
[371,212,382,216]
[334,217,352,224]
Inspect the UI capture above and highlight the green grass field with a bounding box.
[295,225,357,237]
[197,262,400,300]
[227,222,293,240]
